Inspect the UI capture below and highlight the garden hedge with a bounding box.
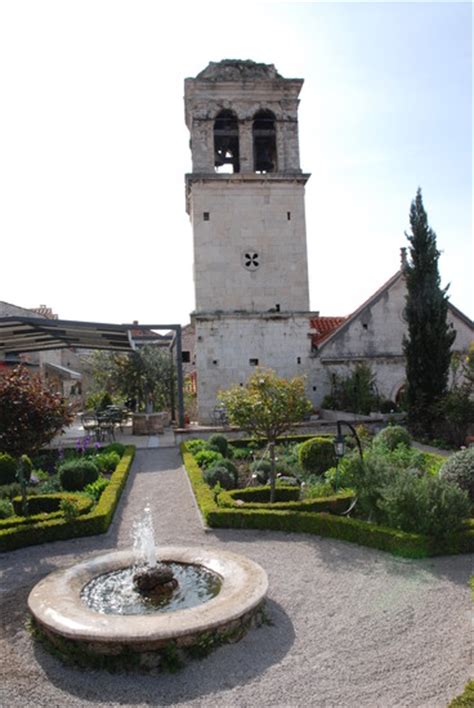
[1,494,93,528]
[219,486,354,514]
[0,446,135,551]
[229,434,332,449]
[181,443,474,559]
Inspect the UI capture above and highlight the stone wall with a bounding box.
[194,312,318,422]
[188,177,310,313]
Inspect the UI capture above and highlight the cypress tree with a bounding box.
[402,188,456,436]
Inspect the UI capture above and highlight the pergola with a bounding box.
[0,317,185,427]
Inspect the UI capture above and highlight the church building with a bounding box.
[184,60,473,423]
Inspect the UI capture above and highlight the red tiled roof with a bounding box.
[310,316,346,346]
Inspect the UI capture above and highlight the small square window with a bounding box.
[249,358,259,366]
[312,386,317,392]
[203,212,210,221]
[212,359,218,366]
[182,351,191,363]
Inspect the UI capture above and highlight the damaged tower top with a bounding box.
[184,59,304,176]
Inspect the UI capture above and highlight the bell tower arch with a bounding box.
[184,60,316,421]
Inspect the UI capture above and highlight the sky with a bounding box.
[0,1,472,326]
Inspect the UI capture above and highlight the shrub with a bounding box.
[203,465,236,491]
[94,451,120,474]
[102,442,126,457]
[59,459,99,491]
[326,363,378,414]
[0,499,14,519]
[37,477,62,494]
[435,387,474,447]
[208,434,229,457]
[203,459,238,490]
[59,497,80,522]
[83,476,110,501]
[303,480,335,499]
[378,471,471,539]
[439,448,474,505]
[230,447,251,460]
[0,447,135,551]
[194,449,223,470]
[0,482,22,500]
[379,399,398,414]
[250,459,272,484]
[0,366,73,456]
[186,439,208,454]
[0,453,17,485]
[373,425,411,451]
[298,437,336,476]
[350,454,395,523]
[12,493,93,516]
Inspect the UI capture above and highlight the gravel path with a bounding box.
[1,448,472,707]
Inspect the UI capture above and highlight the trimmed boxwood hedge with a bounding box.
[11,493,93,516]
[229,434,332,449]
[181,442,474,559]
[219,487,354,515]
[0,446,135,552]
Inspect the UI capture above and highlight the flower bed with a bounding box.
[0,446,135,551]
[181,442,474,558]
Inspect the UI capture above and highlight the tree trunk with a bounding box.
[269,441,276,504]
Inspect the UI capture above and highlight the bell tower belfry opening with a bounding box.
[184,60,317,422]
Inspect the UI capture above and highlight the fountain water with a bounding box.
[28,506,268,670]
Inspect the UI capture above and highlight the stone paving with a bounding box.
[0,447,472,707]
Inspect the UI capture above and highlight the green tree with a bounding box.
[0,367,73,456]
[402,189,456,436]
[89,345,175,413]
[218,369,312,502]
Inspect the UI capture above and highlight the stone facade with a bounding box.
[185,60,317,422]
[309,271,474,405]
[193,312,317,420]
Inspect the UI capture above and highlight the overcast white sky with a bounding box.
[0,1,472,325]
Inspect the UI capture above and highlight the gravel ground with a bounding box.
[0,448,472,707]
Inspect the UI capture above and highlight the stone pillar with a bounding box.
[239,120,254,173]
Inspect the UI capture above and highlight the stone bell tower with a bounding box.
[184,60,317,422]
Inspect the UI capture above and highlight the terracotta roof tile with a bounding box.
[310,316,346,346]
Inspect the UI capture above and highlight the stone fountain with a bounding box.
[28,505,268,669]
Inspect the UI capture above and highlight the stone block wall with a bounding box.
[194,312,319,422]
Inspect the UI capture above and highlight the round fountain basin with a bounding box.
[28,546,268,662]
[81,562,221,615]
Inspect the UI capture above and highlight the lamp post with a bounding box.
[333,420,364,492]
[333,430,345,492]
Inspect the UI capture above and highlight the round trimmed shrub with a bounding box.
[203,464,236,490]
[439,447,474,504]
[373,425,411,451]
[298,437,336,476]
[208,434,229,457]
[194,449,223,469]
[59,459,99,491]
[0,453,17,485]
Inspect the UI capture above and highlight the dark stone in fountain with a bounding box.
[133,565,178,595]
